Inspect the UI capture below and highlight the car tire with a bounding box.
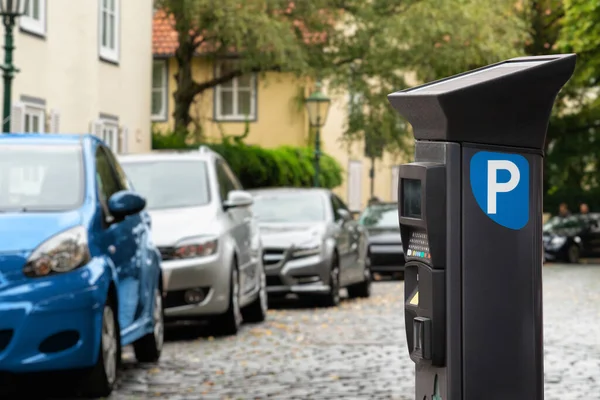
[319,254,341,307]
[133,287,164,363]
[567,244,580,264]
[212,260,243,336]
[80,297,120,398]
[347,266,372,299]
[242,266,268,323]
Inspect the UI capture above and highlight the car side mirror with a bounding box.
[336,209,351,223]
[224,190,253,210]
[108,190,146,219]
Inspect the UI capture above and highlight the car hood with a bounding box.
[367,228,401,244]
[259,222,327,248]
[148,206,217,247]
[0,211,82,253]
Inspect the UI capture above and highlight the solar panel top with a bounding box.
[404,60,551,95]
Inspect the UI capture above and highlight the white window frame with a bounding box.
[98,0,120,63]
[151,60,168,121]
[23,103,46,134]
[348,160,363,212]
[214,62,257,121]
[20,0,46,36]
[93,119,120,154]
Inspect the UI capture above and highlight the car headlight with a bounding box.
[550,236,566,248]
[23,226,90,278]
[293,243,321,258]
[174,236,218,259]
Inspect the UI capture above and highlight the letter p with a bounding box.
[487,160,520,214]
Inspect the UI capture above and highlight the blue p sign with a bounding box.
[470,151,529,230]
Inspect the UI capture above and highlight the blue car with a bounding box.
[0,134,164,397]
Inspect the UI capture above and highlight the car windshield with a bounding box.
[359,204,399,228]
[0,144,84,212]
[252,192,326,222]
[121,160,211,210]
[543,215,586,232]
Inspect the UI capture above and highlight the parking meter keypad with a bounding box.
[407,230,430,259]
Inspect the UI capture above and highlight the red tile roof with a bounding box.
[153,10,178,57]
[152,8,328,57]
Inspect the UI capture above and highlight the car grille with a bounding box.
[158,247,176,261]
[0,330,13,352]
[369,244,405,266]
[266,275,284,286]
[263,249,285,266]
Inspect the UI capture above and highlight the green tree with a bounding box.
[528,0,600,211]
[155,0,526,150]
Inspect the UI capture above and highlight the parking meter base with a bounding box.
[389,54,577,400]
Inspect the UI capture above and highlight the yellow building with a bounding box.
[152,11,407,211]
[2,0,153,154]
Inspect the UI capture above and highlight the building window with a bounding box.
[20,0,46,36]
[152,60,168,121]
[92,118,121,154]
[99,0,120,63]
[214,61,257,121]
[24,105,46,133]
[348,160,363,212]
[100,121,119,153]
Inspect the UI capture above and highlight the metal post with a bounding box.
[1,15,17,133]
[313,122,321,187]
[369,156,375,196]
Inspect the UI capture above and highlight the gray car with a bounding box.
[119,148,267,335]
[249,188,371,307]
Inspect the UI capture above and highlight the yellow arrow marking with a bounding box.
[409,290,419,306]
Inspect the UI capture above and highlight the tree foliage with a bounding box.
[526,0,600,212]
[155,0,526,155]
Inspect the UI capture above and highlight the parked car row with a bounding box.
[0,135,406,398]
[543,213,600,263]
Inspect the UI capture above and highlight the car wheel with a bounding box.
[133,287,164,363]
[347,267,372,299]
[80,298,120,398]
[567,244,580,264]
[319,255,341,307]
[242,266,268,323]
[212,260,242,335]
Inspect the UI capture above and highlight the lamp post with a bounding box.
[0,0,28,133]
[305,81,331,187]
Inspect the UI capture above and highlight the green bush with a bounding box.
[151,132,343,189]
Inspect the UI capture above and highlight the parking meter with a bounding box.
[388,54,576,400]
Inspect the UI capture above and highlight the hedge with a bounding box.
[152,132,343,189]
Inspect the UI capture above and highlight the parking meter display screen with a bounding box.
[403,179,422,219]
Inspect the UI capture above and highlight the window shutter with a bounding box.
[119,125,129,154]
[48,109,60,133]
[90,120,103,139]
[10,103,25,133]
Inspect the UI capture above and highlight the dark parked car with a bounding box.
[543,213,600,263]
[358,202,405,278]
[249,188,371,307]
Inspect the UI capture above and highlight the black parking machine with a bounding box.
[388,54,576,400]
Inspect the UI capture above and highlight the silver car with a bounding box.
[119,148,267,335]
[249,188,371,307]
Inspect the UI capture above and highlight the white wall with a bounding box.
[3,0,152,153]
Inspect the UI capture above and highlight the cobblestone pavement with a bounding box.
[6,264,600,399]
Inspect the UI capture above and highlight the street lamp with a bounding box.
[305,81,331,187]
[0,0,28,133]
